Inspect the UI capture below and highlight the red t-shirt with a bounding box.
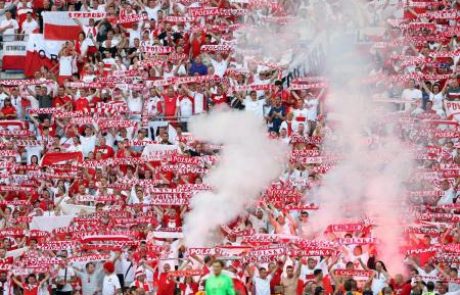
[391,281,412,295]
[53,95,72,107]
[22,284,39,295]
[1,106,17,117]
[73,97,90,112]
[190,33,206,58]
[155,273,175,295]
[163,95,178,117]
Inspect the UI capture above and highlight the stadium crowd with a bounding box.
[0,0,459,295]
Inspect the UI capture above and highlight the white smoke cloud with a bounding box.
[237,0,414,273]
[183,110,287,247]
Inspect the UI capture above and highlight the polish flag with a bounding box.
[1,41,27,71]
[40,151,84,166]
[24,34,63,77]
[42,11,81,41]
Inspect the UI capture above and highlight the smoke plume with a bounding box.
[183,110,287,247]
[237,0,413,273]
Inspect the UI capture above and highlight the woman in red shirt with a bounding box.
[0,99,17,119]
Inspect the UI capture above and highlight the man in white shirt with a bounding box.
[176,93,194,123]
[127,22,141,47]
[209,54,230,78]
[73,262,103,295]
[183,83,205,114]
[126,90,143,119]
[20,12,38,40]
[79,125,97,157]
[0,85,9,108]
[248,208,268,233]
[243,91,265,118]
[9,87,24,119]
[401,79,422,111]
[0,10,18,42]
[252,267,272,295]
[55,257,77,295]
[0,1,14,24]
[437,179,456,205]
[142,0,162,20]
[102,261,122,295]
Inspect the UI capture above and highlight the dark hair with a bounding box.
[376,260,388,272]
[426,281,435,292]
[344,279,355,292]
[313,269,323,276]
[86,262,95,269]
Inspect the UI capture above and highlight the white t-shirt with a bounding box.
[0,18,19,42]
[144,5,161,20]
[191,91,205,114]
[21,19,38,35]
[401,88,422,110]
[127,96,143,113]
[305,98,319,121]
[211,59,228,78]
[429,92,444,109]
[59,55,74,76]
[75,269,102,295]
[243,98,265,118]
[82,25,97,44]
[102,273,121,295]
[127,28,141,47]
[248,214,268,233]
[56,267,76,292]
[438,188,455,205]
[145,96,161,116]
[79,135,97,157]
[401,88,422,101]
[121,258,135,284]
[371,272,389,295]
[177,96,194,118]
[253,276,272,295]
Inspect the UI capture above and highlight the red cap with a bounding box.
[103,261,115,273]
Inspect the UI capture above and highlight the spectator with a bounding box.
[0,10,18,41]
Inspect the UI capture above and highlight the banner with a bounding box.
[141,46,174,54]
[40,151,83,166]
[334,269,373,278]
[116,14,148,24]
[30,215,76,232]
[25,34,62,77]
[444,101,460,120]
[2,41,26,71]
[328,223,364,232]
[200,45,234,52]
[42,12,81,41]
[68,12,107,19]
